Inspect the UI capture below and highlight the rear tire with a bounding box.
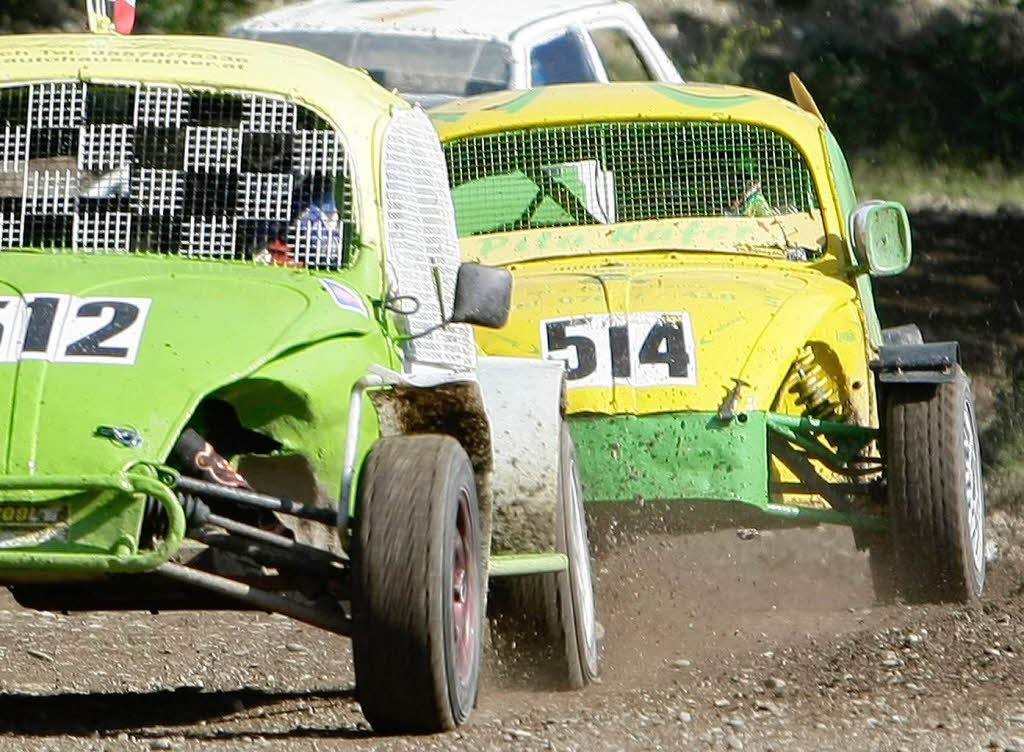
[352,435,482,733]
[882,365,986,603]
[556,423,601,687]
[489,423,600,688]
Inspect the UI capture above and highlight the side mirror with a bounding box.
[848,200,912,277]
[450,263,512,329]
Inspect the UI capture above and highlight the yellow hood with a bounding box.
[475,253,869,416]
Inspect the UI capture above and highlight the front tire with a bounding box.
[352,435,482,733]
[881,365,986,602]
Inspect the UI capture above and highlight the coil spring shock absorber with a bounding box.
[788,345,845,422]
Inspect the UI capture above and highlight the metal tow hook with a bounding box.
[718,378,750,422]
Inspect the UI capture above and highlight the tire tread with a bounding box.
[884,366,982,603]
[353,434,479,733]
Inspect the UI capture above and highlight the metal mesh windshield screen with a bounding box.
[444,121,820,237]
[383,109,475,372]
[0,81,353,268]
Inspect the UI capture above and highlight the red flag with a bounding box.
[113,0,136,34]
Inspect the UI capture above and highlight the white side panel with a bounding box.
[477,356,565,554]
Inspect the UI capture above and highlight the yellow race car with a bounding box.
[431,80,986,604]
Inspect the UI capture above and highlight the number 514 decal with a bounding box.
[0,294,152,365]
[541,312,697,388]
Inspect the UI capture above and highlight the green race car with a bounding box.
[0,18,599,733]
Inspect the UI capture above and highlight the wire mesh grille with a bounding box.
[383,109,476,372]
[443,121,820,237]
[0,81,354,269]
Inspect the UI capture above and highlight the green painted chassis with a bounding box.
[0,467,184,574]
[569,410,886,532]
[0,449,570,581]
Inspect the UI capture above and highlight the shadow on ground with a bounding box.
[0,686,363,739]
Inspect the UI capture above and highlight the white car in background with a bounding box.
[229,0,681,105]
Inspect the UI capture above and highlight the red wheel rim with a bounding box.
[451,487,478,682]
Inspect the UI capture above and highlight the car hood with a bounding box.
[0,253,375,477]
[474,255,859,415]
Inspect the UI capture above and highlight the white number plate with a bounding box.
[0,295,152,365]
[540,312,697,388]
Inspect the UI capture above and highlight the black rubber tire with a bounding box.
[489,423,600,689]
[352,435,482,733]
[882,365,986,603]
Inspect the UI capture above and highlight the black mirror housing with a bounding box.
[450,263,512,329]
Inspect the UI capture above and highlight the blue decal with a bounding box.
[320,279,368,317]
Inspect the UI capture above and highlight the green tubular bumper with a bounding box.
[0,469,185,574]
[489,553,569,577]
[569,411,887,531]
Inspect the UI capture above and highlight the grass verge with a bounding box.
[852,157,1024,213]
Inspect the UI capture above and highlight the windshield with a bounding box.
[235,30,513,97]
[0,82,355,269]
[443,120,825,260]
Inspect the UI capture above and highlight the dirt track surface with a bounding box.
[3,210,1024,752]
[3,520,1024,752]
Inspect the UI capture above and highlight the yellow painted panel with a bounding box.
[475,253,863,416]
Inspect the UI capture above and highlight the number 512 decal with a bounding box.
[0,294,152,365]
[541,312,697,388]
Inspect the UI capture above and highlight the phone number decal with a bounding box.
[0,294,152,365]
[540,312,697,388]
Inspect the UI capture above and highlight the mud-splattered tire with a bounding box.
[352,435,482,733]
[882,365,986,603]
[489,424,600,688]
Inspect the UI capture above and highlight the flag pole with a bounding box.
[85,0,102,32]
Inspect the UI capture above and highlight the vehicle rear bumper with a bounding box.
[570,411,769,505]
[568,411,887,531]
